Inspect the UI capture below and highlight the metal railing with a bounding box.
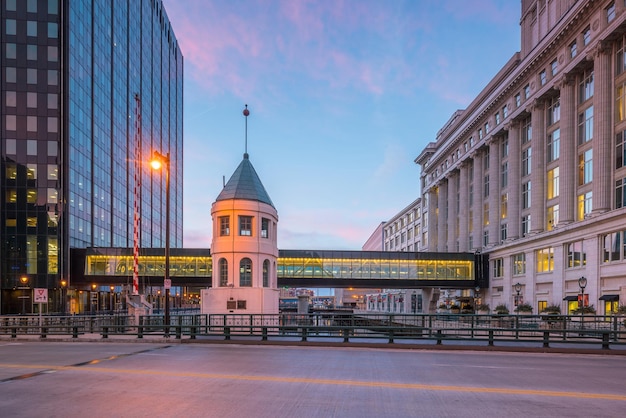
[1,313,625,349]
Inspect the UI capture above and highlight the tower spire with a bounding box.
[243,104,250,158]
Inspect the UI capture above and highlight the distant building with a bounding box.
[383,198,421,252]
[0,0,183,314]
[415,0,626,315]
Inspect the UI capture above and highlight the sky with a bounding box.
[162,0,521,251]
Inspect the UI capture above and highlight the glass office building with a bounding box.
[1,0,183,313]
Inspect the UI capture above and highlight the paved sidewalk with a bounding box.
[2,331,626,355]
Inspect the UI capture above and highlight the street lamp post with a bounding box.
[578,276,587,330]
[19,276,29,314]
[60,279,67,314]
[514,282,522,312]
[151,151,170,336]
[474,286,480,313]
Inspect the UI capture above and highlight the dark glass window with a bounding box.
[239,258,252,287]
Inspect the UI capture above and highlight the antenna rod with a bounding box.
[243,104,250,155]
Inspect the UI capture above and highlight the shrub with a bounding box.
[572,305,596,314]
[494,303,509,314]
[616,305,626,315]
[476,304,490,312]
[541,304,561,314]
[514,303,533,313]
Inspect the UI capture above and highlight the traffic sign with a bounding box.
[34,288,48,303]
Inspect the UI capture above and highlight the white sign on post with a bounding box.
[34,288,48,303]
[164,279,171,290]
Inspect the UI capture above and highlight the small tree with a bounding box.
[616,305,626,315]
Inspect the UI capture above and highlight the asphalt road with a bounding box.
[0,342,625,418]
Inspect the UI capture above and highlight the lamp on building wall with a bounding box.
[151,150,171,336]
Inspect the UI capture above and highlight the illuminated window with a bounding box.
[578,149,592,185]
[547,167,559,199]
[536,247,554,273]
[577,191,592,220]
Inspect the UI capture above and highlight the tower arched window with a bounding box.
[240,258,252,287]
[219,258,228,287]
[263,259,270,287]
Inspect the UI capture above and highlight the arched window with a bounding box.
[263,259,270,287]
[239,258,252,287]
[219,258,228,287]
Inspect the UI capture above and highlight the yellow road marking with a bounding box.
[2,362,625,401]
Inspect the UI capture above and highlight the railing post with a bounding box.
[11,326,17,339]
[72,326,79,338]
[343,328,349,343]
[41,327,47,339]
[388,328,394,344]
[190,325,196,340]
[262,326,268,341]
[176,325,181,339]
[602,332,610,350]
[488,329,494,346]
[301,327,307,342]
[102,326,108,339]
[435,329,442,345]
[543,331,550,348]
[224,326,231,340]
[138,317,143,339]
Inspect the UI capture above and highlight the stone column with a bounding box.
[447,170,459,252]
[530,99,546,234]
[437,179,448,252]
[592,41,613,213]
[506,120,521,239]
[427,187,438,252]
[488,137,501,245]
[458,162,469,251]
[557,74,576,224]
[472,150,484,250]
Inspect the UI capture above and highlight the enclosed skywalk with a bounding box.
[71,248,487,289]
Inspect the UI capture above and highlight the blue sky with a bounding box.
[162,0,521,250]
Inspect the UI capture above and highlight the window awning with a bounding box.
[563,296,578,301]
[599,294,619,301]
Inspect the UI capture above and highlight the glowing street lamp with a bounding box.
[151,150,171,336]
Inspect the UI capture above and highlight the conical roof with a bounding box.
[216,153,275,208]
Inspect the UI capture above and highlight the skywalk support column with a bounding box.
[530,99,546,234]
[592,41,613,214]
[557,74,576,224]
[426,187,438,251]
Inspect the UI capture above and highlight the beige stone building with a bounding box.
[415,0,626,315]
